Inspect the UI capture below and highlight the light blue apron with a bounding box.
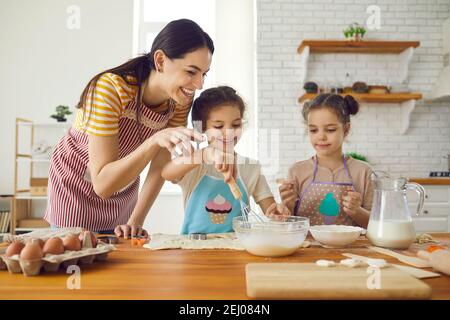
[181,172,249,234]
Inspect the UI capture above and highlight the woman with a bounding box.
[44,19,213,238]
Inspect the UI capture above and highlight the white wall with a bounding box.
[257,0,450,187]
[0,0,134,195]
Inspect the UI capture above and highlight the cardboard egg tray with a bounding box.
[0,228,116,276]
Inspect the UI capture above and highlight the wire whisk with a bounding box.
[227,177,266,222]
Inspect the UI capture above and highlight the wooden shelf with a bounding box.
[298,93,422,104]
[297,40,420,54]
[409,178,450,186]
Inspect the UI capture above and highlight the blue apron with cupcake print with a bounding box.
[181,173,249,234]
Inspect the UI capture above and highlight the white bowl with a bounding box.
[309,225,365,248]
[233,216,309,257]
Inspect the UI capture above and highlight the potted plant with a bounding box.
[343,22,366,41]
[346,152,368,163]
[50,105,72,122]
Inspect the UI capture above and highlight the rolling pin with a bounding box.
[417,249,450,276]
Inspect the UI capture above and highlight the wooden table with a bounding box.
[1,234,450,300]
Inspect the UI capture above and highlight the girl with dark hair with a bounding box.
[279,93,374,228]
[162,86,290,234]
[44,19,213,238]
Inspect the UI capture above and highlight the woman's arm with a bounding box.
[88,127,202,199]
[115,149,171,239]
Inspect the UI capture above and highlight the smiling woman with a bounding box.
[44,19,214,238]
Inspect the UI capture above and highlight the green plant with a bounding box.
[343,22,366,40]
[346,152,368,162]
[50,105,72,122]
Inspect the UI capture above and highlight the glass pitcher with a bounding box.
[366,171,425,249]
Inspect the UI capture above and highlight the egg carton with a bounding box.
[0,228,116,276]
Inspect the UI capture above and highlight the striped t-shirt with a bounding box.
[73,72,191,136]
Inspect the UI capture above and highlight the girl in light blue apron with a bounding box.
[162,86,290,234]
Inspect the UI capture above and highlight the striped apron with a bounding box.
[44,100,175,231]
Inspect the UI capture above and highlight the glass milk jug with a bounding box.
[366,172,425,249]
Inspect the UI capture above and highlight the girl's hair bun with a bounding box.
[344,95,359,116]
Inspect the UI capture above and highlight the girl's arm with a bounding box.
[161,149,203,182]
[161,147,235,182]
[347,207,370,228]
[258,197,276,214]
[88,127,202,199]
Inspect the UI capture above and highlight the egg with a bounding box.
[42,237,65,255]
[20,239,43,260]
[5,241,25,257]
[25,238,45,248]
[79,231,97,248]
[63,234,81,251]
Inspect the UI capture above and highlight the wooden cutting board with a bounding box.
[246,263,431,299]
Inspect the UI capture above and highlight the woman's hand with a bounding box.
[114,224,149,239]
[152,127,204,156]
[265,202,291,220]
[278,179,298,213]
[342,189,362,217]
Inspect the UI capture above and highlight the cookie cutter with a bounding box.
[189,233,207,240]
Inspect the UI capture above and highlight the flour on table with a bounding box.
[144,233,245,250]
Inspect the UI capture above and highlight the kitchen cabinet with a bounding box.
[407,181,450,233]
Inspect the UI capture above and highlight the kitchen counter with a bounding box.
[1,234,450,300]
[409,178,450,185]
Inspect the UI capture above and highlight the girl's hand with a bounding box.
[266,203,291,221]
[278,179,297,212]
[342,189,362,217]
[152,127,204,156]
[114,224,149,239]
[203,147,237,182]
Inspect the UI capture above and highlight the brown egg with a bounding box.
[25,238,45,248]
[79,231,97,248]
[20,239,43,260]
[63,235,81,251]
[42,237,65,255]
[5,241,25,257]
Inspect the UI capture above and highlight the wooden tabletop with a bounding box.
[1,235,450,300]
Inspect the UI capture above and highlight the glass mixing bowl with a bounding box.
[233,216,310,257]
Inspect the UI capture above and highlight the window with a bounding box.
[134,0,257,194]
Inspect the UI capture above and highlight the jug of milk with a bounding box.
[366,171,425,249]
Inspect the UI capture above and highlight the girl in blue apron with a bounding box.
[162,86,290,234]
[279,93,373,228]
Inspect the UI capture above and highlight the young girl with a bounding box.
[280,93,374,228]
[162,86,289,234]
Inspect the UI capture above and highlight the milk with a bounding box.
[366,219,416,249]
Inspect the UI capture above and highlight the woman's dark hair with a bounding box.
[191,86,246,131]
[302,93,359,124]
[77,19,214,138]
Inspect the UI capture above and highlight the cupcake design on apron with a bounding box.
[181,169,249,234]
[205,194,232,224]
[319,192,340,224]
[294,155,358,226]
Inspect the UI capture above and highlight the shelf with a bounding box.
[17,122,70,128]
[297,40,420,54]
[298,93,422,103]
[409,178,450,186]
[16,158,51,163]
[14,193,47,200]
